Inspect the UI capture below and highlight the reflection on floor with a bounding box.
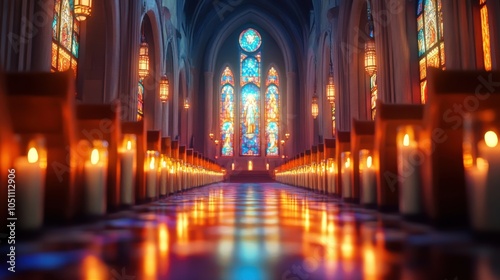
[2,183,500,280]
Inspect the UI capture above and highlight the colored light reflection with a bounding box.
[82,255,106,280]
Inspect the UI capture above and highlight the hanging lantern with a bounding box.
[159,75,169,103]
[364,39,377,76]
[311,95,319,119]
[326,74,335,105]
[138,39,150,79]
[74,0,92,21]
[184,99,190,110]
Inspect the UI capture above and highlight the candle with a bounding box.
[84,148,107,216]
[146,151,158,199]
[326,158,336,194]
[341,152,352,199]
[360,150,376,206]
[160,156,168,196]
[169,162,175,194]
[119,136,136,205]
[397,133,422,215]
[466,131,500,231]
[15,146,46,230]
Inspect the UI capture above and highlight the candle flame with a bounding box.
[162,159,167,168]
[484,131,498,148]
[345,157,351,168]
[126,140,132,150]
[367,156,373,168]
[90,149,99,165]
[403,134,410,147]
[27,147,39,163]
[150,157,155,170]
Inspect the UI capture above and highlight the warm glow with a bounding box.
[364,39,377,76]
[484,131,498,148]
[248,160,253,171]
[363,246,377,278]
[403,133,410,147]
[480,2,492,71]
[138,41,150,79]
[345,157,351,169]
[126,140,132,151]
[159,75,169,102]
[27,147,39,163]
[326,74,335,105]
[90,149,99,165]
[311,96,319,119]
[159,223,169,255]
[74,0,92,21]
[150,157,155,170]
[82,255,106,280]
[367,156,373,168]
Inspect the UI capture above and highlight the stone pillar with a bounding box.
[205,72,214,157]
[286,71,296,157]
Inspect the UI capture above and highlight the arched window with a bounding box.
[240,28,262,156]
[479,0,492,71]
[220,67,235,157]
[265,67,280,156]
[417,0,445,103]
[219,28,280,157]
[51,0,80,75]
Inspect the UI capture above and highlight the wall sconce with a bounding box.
[138,36,150,79]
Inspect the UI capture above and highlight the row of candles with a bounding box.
[276,115,500,232]
[15,134,225,231]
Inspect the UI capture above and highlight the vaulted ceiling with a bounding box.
[182,0,315,72]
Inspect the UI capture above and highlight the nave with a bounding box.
[2,183,499,280]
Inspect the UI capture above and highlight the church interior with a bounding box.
[1,0,500,279]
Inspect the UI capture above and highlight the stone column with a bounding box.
[205,71,214,158]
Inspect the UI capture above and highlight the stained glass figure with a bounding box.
[241,54,261,87]
[51,0,79,76]
[220,67,235,156]
[265,67,280,156]
[240,84,260,156]
[239,28,262,53]
[417,0,445,103]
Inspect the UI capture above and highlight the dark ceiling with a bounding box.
[182,0,315,71]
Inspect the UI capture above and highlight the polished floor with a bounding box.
[2,182,500,280]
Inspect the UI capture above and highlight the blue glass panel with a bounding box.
[239,28,262,53]
[240,83,260,156]
[241,56,261,87]
[418,29,425,56]
[266,122,279,156]
[417,0,424,15]
[220,84,234,157]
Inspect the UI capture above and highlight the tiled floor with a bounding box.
[2,182,500,279]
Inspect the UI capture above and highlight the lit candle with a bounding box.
[397,133,422,216]
[160,156,168,196]
[341,152,352,199]
[146,151,158,199]
[84,147,107,216]
[169,162,175,194]
[326,158,335,194]
[360,150,376,206]
[15,146,46,230]
[119,136,136,205]
[467,131,500,231]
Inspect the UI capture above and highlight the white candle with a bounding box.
[160,158,167,196]
[326,159,336,194]
[146,156,157,198]
[120,139,135,205]
[15,147,46,230]
[398,133,422,215]
[169,164,175,194]
[469,131,500,231]
[84,148,107,216]
[465,157,489,230]
[360,155,376,205]
[341,152,352,199]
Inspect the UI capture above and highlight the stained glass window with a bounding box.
[479,0,492,71]
[239,28,262,156]
[137,81,144,120]
[239,28,262,53]
[417,0,445,103]
[265,67,280,156]
[370,74,378,120]
[52,0,79,76]
[240,84,261,156]
[220,67,235,157]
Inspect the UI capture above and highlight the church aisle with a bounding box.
[2,183,499,280]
